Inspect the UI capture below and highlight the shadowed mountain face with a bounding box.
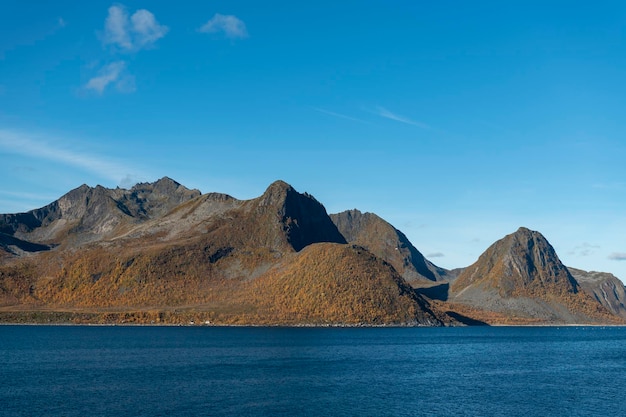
[449,227,619,324]
[569,267,626,319]
[254,181,346,252]
[0,234,51,257]
[330,209,451,286]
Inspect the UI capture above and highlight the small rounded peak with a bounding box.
[513,227,543,238]
[510,227,545,243]
[62,183,93,200]
[154,176,181,187]
[265,180,294,193]
[258,180,296,207]
[514,226,534,235]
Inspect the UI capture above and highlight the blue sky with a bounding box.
[2,1,626,280]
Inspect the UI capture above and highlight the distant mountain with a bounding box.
[0,177,200,248]
[569,267,626,319]
[330,209,451,286]
[449,227,619,324]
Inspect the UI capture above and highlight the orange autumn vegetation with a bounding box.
[238,243,443,325]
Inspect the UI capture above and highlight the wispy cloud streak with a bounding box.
[609,253,626,261]
[0,128,140,184]
[85,61,135,94]
[375,106,431,129]
[312,107,371,124]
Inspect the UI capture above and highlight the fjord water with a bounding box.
[2,326,625,417]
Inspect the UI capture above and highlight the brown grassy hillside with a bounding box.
[241,243,444,325]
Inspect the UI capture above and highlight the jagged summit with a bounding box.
[0,178,202,247]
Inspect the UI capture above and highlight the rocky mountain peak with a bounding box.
[452,227,579,296]
[253,180,345,251]
[569,267,626,319]
[258,180,295,208]
[131,176,197,196]
[120,177,201,219]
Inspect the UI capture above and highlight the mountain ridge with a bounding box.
[0,178,452,325]
[0,179,622,326]
[330,209,450,286]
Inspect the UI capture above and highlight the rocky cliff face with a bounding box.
[569,267,626,319]
[330,209,450,286]
[449,227,618,324]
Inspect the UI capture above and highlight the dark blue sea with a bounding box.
[2,326,626,417]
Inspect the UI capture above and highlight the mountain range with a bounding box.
[0,178,623,326]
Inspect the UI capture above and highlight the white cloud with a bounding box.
[426,252,445,258]
[103,5,132,50]
[198,14,248,39]
[375,106,431,129]
[609,253,626,261]
[119,174,144,189]
[103,5,168,52]
[130,9,169,48]
[85,61,135,94]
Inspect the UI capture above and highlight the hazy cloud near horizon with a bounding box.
[569,242,601,257]
[0,128,143,185]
